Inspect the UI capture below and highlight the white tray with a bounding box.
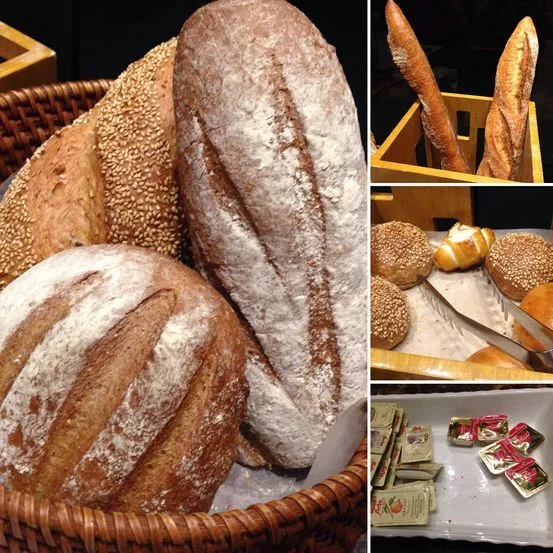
[371,388,553,547]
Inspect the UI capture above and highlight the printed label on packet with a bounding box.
[479,438,524,474]
[371,453,383,480]
[447,417,478,446]
[371,488,429,527]
[383,438,403,489]
[391,408,405,434]
[373,432,397,488]
[505,458,551,498]
[477,414,508,443]
[371,403,397,428]
[508,423,545,454]
[400,425,433,464]
[371,426,393,455]
[392,480,437,512]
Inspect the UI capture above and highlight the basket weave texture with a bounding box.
[0,81,368,553]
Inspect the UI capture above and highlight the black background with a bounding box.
[1,1,367,152]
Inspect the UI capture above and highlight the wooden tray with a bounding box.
[371,92,543,183]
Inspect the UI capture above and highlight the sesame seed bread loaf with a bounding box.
[174,0,367,468]
[0,245,247,513]
[0,39,183,290]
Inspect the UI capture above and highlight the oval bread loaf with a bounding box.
[174,0,367,468]
[0,245,247,513]
[0,39,185,290]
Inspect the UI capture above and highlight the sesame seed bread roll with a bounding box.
[0,245,247,513]
[174,0,367,468]
[371,276,410,350]
[385,0,470,173]
[485,233,553,301]
[477,17,538,180]
[371,221,433,289]
[0,39,184,290]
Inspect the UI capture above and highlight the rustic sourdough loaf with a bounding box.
[0,39,184,290]
[174,0,367,468]
[0,245,247,513]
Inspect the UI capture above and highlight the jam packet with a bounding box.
[371,403,397,428]
[479,438,524,474]
[505,458,551,499]
[371,488,429,527]
[391,408,405,434]
[383,437,403,489]
[447,417,478,446]
[400,425,433,464]
[371,427,393,455]
[371,453,382,480]
[507,423,544,455]
[392,480,436,512]
[477,414,508,443]
[373,432,397,487]
[395,462,443,480]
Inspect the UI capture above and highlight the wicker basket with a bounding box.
[0,81,367,552]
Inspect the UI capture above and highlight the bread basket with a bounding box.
[0,81,367,552]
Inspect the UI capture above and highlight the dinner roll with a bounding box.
[513,282,553,352]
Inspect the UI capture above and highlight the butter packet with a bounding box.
[392,480,437,512]
[479,438,524,474]
[477,414,508,443]
[447,417,478,446]
[400,425,432,464]
[505,458,551,498]
[371,488,429,527]
[383,437,403,489]
[395,462,443,480]
[373,432,397,487]
[507,423,544,455]
[371,426,393,455]
[371,453,383,480]
[371,403,397,428]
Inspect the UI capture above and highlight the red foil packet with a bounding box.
[479,438,524,474]
[505,458,551,498]
[447,417,479,446]
[507,423,545,455]
[477,414,508,443]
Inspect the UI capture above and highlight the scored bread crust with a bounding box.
[174,0,367,468]
[0,39,183,290]
[385,0,469,173]
[477,17,538,180]
[0,245,247,513]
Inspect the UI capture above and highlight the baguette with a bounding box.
[385,0,469,173]
[174,0,367,468]
[0,39,185,290]
[477,17,538,180]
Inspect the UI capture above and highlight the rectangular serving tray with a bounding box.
[371,388,553,547]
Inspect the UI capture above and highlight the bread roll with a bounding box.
[513,283,553,352]
[485,233,553,300]
[371,276,410,350]
[0,245,247,513]
[477,17,538,180]
[434,223,495,271]
[0,39,185,290]
[385,0,469,173]
[466,345,533,371]
[174,0,367,468]
[371,221,433,289]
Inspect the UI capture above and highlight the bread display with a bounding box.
[0,245,247,513]
[485,233,553,301]
[371,276,410,350]
[371,221,433,289]
[384,0,469,174]
[514,283,553,352]
[477,17,539,180]
[0,39,183,290]
[434,223,495,271]
[174,0,367,469]
[466,346,533,371]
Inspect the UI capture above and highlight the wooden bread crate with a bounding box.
[371,92,543,183]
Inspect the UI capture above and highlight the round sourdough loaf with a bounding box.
[174,0,367,468]
[0,245,247,513]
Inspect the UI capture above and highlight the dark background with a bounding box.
[1,1,367,151]
[371,0,553,181]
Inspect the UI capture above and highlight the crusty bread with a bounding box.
[434,223,495,271]
[371,276,410,350]
[513,283,553,352]
[385,0,469,173]
[371,221,433,289]
[174,0,367,469]
[485,232,553,301]
[0,39,184,290]
[466,345,533,371]
[0,245,247,513]
[477,17,538,180]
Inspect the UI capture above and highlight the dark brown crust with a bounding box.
[385,0,469,173]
